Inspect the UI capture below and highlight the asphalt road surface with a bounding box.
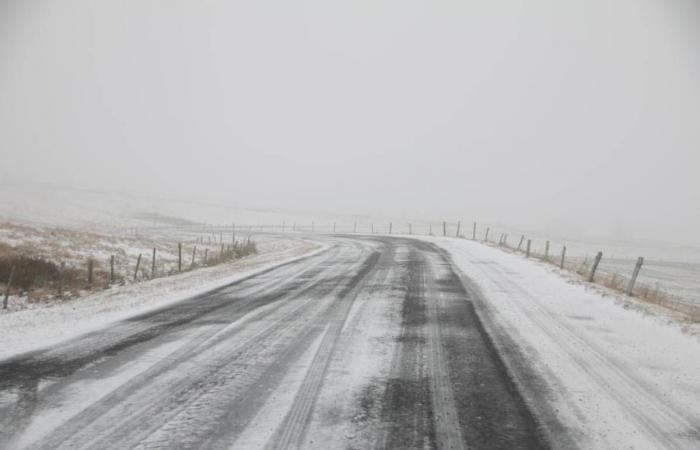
[0,236,553,450]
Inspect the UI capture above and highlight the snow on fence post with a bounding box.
[134,254,142,281]
[626,257,644,296]
[560,246,567,269]
[484,227,490,242]
[110,255,115,283]
[588,251,603,282]
[517,235,524,251]
[526,240,531,258]
[456,221,461,237]
[178,243,182,272]
[472,222,477,240]
[443,221,446,236]
[3,265,16,309]
[543,241,550,261]
[151,248,156,279]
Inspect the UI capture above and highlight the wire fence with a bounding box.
[222,220,700,322]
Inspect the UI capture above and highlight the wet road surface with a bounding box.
[0,236,550,449]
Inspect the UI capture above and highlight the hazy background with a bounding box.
[2,0,699,243]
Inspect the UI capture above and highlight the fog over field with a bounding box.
[1,0,699,243]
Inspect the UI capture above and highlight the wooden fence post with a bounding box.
[191,246,197,267]
[110,255,115,284]
[588,251,603,282]
[429,224,432,235]
[543,241,550,261]
[526,240,531,258]
[134,254,142,281]
[178,243,182,272]
[58,262,64,298]
[503,234,508,247]
[220,244,224,259]
[204,248,208,266]
[484,227,490,242]
[443,221,446,236]
[626,257,644,296]
[151,248,156,278]
[371,223,374,234]
[456,221,461,237]
[517,235,524,251]
[87,259,94,287]
[472,222,477,240]
[389,222,392,234]
[560,246,567,269]
[3,265,16,309]
[232,223,236,243]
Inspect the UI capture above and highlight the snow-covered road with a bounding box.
[0,235,698,449]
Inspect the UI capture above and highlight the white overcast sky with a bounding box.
[1,0,699,242]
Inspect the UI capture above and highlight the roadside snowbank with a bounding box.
[0,237,325,361]
[424,236,700,450]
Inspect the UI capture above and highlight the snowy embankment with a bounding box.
[0,237,325,362]
[425,237,700,450]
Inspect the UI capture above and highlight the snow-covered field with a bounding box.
[0,237,323,361]
[425,236,700,449]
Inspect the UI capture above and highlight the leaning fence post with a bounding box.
[517,235,524,251]
[526,240,531,258]
[560,246,567,269]
[472,222,477,240]
[484,227,490,242]
[151,248,157,278]
[626,257,644,296]
[588,251,603,282]
[543,241,550,261]
[134,254,142,281]
[456,221,461,237]
[3,265,16,309]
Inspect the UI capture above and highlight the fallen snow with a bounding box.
[424,236,700,450]
[0,237,325,361]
